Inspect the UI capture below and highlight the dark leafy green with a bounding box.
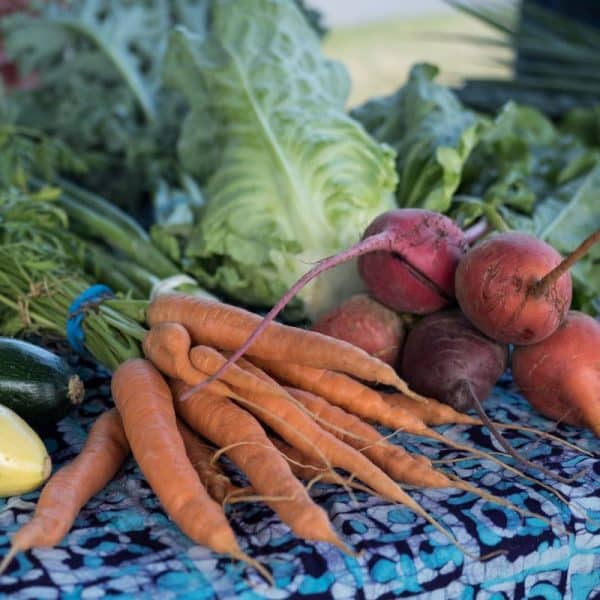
[354,68,600,314]
[0,0,326,215]
[352,64,488,212]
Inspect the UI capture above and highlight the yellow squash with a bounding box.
[0,404,51,497]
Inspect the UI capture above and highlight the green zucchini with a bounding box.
[0,337,84,427]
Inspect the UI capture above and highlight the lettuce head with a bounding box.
[161,0,397,320]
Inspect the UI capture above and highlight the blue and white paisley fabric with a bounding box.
[1,352,599,599]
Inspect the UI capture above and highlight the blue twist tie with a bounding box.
[67,284,114,356]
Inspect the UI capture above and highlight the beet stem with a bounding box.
[530,229,600,298]
[184,231,394,394]
[463,218,490,245]
[454,380,579,485]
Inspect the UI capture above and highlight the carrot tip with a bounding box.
[0,546,18,577]
[233,550,274,586]
[395,381,428,404]
[329,534,357,558]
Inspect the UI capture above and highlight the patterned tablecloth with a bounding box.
[1,354,599,600]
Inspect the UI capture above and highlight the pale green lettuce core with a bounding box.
[163,0,397,320]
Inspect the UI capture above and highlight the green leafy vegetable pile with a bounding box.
[0,0,598,318]
[156,0,397,319]
[353,65,600,314]
[0,0,325,217]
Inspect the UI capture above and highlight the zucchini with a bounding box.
[0,337,84,427]
[0,404,51,497]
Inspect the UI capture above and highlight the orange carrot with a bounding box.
[110,359,260,571]
[188,345,289,400]
[203,355,431,506]
[250,358,576,502]
[142,322,237,398]
[177,419,248,504]
[170,379,350,553]
[251,357,431,436]
[269,437,341,485]
[268,406,557,534]
[285,387,450,488]
[212,360,501,553]
[147,293,419,397]
[381,392,480,426]
[0,409,129,575]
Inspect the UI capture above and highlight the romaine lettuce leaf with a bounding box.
[162,0,397,319]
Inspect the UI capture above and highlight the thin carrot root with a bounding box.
[270,437,345,485]
[448,477,562,535]
[424,430,585,527]
[491,423,595,457]
[0,546,18,576]
[230,549,274,586]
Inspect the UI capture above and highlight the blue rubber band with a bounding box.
[67,284,114,355]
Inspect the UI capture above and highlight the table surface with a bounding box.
[1,354,599,600]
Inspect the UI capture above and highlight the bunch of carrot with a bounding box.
[1,293,573,582]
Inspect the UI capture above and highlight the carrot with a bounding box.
[233,358,440,487]
[170,379,351,554]
[110,359,265,577]
[250,357,431,435]
[215,360,507,557]
[382,392,590,456]
[142,322,238,399]
[177,419,249,504]
[188,344,289,400]
[146,293,422,399]
[209,355,434,505]
[284,387,449,488]
[381,392,480,426]
[0,409,129,575]
[269,437,341,485]
[251,358,580,505]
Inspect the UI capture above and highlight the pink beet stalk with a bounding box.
[183,209,469,397]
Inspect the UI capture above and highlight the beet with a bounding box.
[358,209,468,313]
[455,230,600,345]
[512,311,600,436]
[203,209,471,387]
[311,294,405,366]
[399,309,508,411]
[398,308,579,483]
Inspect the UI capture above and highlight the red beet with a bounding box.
[201,208,469,391]
[399,309,508,412]
[398,308,577,482]
[358,209,468,313]
[512,311,600,436]
[311,294,405,366]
